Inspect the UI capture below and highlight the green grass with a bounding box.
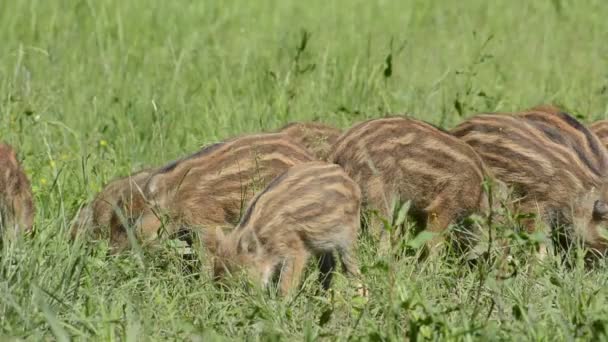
[2,0,608,340]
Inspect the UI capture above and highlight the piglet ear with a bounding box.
[237,230,260,255]
[593,200,608,220]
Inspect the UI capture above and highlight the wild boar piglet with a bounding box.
[110,133,314,252]
[0,143,34,239]
[330,116,488,254]
[211,161,363,296]
[452,112,608,256]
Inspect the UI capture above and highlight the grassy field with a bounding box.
[2,0,608,340]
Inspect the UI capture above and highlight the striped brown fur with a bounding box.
[277,121,342,161]
[0,143,34,239]
[527,104,565,115]
[518,108,608,177]
[590,120,608,151]
[329,116,488,253]
[110,133,314,251]
[210,161,362,295]
[70,168,155,240]
[451,113,608,254]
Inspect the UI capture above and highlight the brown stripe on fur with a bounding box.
[212,161,362,295]
[330,116,488,249]
[277,121,342,161]
[591,120,608,151]
[453,115,593,183]
[527,104,565,115]
[157,142,226,174]
[452,113,608,253]
[109,133,315,251]
[453,114,599,189]
[239,164,349,228]
[518,109,608,177]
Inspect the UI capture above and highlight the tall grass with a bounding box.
[2,0,608,339]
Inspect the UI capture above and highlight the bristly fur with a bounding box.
[210,161,362,295]
[519,107,608,178]
[109,133,314,252]
[329,116,488,253]
[452,112,608,255]
[0,143,34,239]
[278,121,342,161]
[590,120,608,151]
[527,104,565,115]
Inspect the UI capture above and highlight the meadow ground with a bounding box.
[2,0,608,340]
